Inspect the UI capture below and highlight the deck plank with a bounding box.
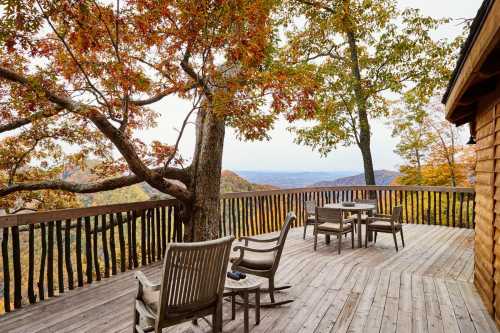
[0,224,494,333]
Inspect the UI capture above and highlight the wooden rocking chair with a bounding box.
[133,236,235,333]
[231,212,296,307]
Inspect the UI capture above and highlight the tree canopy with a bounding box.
[390,94,474,187]
[0,0,299,213]
[277,0,460,184]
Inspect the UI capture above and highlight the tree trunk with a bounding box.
[183,107,225,241]
[415,148,422,185]
[359,140,376,185]
[346,30,376,186]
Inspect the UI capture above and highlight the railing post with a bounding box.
[2,227,11,312]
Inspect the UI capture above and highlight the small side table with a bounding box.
[224,275,261,333]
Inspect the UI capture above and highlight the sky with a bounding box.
[140,0,483,173]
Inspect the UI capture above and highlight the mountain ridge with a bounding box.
[310,170,400,187]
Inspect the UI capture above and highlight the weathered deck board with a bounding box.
[0,224,496,333]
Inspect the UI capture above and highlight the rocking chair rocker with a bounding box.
[230,212,296,308]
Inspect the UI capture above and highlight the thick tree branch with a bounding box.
[296,0,337,14]
[180,50,213,100]
[1,165,190,198]
[0,66,77,110]
[1,174,144,197]
[0,107,63,133]
[0,66,192,201]
[129,92,170,106]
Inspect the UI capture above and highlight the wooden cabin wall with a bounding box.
[474,101,500,324]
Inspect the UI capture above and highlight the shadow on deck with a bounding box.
[0,224,496,333]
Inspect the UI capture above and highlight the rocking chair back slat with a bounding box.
[305,200,316,216]
[156,236,234,327]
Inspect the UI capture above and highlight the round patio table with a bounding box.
[224,275,261,333]
[324,203,376,248]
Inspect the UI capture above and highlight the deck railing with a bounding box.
[0,185,474,313]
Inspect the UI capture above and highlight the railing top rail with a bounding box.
[221,185,475,198]
[0,198,179,227]
[0,185,474,227]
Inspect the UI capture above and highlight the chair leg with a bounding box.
[314,232,318,251]
[351,229,355,249]
[400,229,405,247]
[132,302,139,333]
[374,232,377,243]
[365,227,369,248]
[213,299,223,332]
[269,277,275,303]
[303,223,307,240]
[337,234,341,255]
[393,232,399,252]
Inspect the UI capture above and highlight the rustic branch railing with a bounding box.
[0,185,474,313]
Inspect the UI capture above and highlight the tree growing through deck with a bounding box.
[0,0,315,241]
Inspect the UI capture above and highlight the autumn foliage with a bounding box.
[0,0,318,240]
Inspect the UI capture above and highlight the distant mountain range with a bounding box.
[236,170,358,189]
[311,170,400,187]
[63,164,399,207]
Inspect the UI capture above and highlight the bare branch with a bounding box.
[35,0,111,109]
[164,93,201,167]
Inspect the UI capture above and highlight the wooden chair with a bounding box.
[133,236,235,333]
[351,199,378,228]
[303,200,317,239]
[365,206,405,251]
[231,212,296,307]
[314,207,355,254]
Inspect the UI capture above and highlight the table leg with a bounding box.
[357,214,362,248]
[255,289,260,325]
[231,293,236,320]
[243,291,249,333]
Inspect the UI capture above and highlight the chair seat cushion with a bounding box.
[317,222,352,232]
[348,214,369,220]
[232,251,275,270]
[142,289,160,313]
[369,221,401,230]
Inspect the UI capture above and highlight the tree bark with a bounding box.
[182,107,225,241]
[346,30,376,186]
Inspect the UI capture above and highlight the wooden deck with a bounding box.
[0,224,496,333]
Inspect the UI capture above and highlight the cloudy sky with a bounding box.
[141,0,482,173]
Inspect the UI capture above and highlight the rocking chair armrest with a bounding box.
[135,271,160,291]
[366,216,391,223]
[240,235,279,245]
[373,213,390,218]
[233,245,280,253]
